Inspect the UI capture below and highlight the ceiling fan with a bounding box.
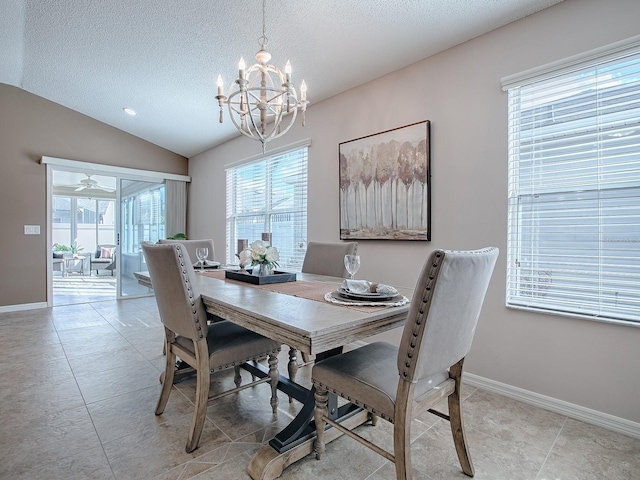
[67,174,115,192]
[54,173,116,194]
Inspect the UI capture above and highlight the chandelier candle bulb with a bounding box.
[238,57,246,80]
[216,75,224,97]
[285,61,291,83]
[300,80,307,101]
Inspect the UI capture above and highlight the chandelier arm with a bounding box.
[244,101,268,142]
[227,110,259,141]
[245,89,264,105]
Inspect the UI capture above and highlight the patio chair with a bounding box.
[90,244,116,275]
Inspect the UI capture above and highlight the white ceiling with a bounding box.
[1,0,563,158]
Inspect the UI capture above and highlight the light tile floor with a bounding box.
[1,297,639,479]
[52,273,150,306]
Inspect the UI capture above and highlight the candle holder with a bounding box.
[236,239,249,270]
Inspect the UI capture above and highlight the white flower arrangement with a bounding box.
[238,240,280,271]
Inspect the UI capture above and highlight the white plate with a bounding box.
[337,287,396,301]
[193,261,221,269]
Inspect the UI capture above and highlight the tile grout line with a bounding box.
[533,415,568,480]
[50,307,119,479]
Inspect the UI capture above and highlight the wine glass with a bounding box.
[344,254,360,280]
[195,247,209,273]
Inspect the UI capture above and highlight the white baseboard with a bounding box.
[349,340,639,439]
[463,372,640,440]
[0,302,48,314]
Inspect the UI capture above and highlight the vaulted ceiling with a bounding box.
[1,0,563,157]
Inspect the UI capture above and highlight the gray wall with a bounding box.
[0,84,187,307]
[188,0,640,423]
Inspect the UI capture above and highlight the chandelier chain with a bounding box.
[259,0,268,48]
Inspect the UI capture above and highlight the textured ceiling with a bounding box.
[1,0,563,157]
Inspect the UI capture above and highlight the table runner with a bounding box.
[200,270,409,312]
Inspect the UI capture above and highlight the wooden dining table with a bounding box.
[135,268,412,480]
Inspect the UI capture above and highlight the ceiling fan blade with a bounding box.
[75,186,87,191]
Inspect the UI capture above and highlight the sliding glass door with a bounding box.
[44,157,187,306]
[118,178,166,297]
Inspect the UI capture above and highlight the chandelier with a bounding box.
[215,0,308,152]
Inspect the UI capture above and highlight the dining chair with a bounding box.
[312,247,499,479]
[302,241,359,278]
[285,241,359,397]
[142,242,282,453]
[158,238,215,264]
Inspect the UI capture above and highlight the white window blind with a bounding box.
[226,146,308,270]
[506,46,640,326]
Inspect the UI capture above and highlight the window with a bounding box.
[52,196,115,253]
[121,183,166,254]
[505,41,640,326]
[226,145,308,270]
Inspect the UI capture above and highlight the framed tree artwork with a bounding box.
[339,120,431,240]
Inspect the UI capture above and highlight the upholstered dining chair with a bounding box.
[285,241,359,394]
[312,247,499,479]
[142,242,281,453]
[158,238,216,264]
[302,241,359,278]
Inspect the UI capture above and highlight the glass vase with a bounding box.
[258,263,273,276]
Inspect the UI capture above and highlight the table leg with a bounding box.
[248,409,370,480]
[244,347,370,480]
[287,348,298,403]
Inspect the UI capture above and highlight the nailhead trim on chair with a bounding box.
[401,250,443,380]
[176,245,204,339]
[311,250,445,424]
[312,380,394,422]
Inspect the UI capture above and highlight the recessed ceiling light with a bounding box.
[123,107,137,116]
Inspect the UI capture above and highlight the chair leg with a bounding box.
[268,352,279,414]
[393,417,412,479]
[370,413,379,426]
[287,348,298,403]
[393,382,414,480]
[156,334,176,415]
[234,365,242,388]
[185,340,210,453]
[313,385,329,460]
[448,359,474,477]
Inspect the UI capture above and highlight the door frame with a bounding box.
[43,156,190,306]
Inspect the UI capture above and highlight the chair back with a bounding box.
[159,238,215,263]
[142,243,208,341]
[398,247,498,383]
[302,241,358,278]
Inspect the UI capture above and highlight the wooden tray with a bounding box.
[225,269,297,285]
